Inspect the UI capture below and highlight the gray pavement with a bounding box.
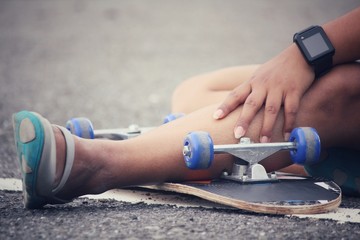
[1,0,360,239]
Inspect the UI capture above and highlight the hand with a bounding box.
[213,44,315,142]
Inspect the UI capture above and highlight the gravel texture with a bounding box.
[1,191,360,240]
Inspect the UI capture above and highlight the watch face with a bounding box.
[295,26,335,62]
[302,33,330,58]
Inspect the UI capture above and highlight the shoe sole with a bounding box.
[13,111,47,208]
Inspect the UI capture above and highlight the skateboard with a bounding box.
[66,115,342,215]
[146,175,341,215]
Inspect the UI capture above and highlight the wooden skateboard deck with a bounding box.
[145,174,341,215]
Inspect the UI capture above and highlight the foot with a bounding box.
[13,111,76,208]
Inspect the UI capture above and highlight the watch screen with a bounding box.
[302,32,329,58]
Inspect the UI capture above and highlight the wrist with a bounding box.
[287,44,315,77]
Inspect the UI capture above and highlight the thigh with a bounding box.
[172,65,259,113]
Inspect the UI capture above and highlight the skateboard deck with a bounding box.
[145,174,341,215]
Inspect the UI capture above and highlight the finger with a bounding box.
[234,89,266,139]
[260,91,283,143]
[283,94,301,141]
[213,83,251,120]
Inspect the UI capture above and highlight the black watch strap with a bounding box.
[313,54,333,77]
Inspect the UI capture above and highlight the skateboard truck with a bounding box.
[217,137,294,183]
[183,128,321,184]
[222,162,278,183]
[65,113,185,140]
[93,124,144,140]
[65,117,144,140]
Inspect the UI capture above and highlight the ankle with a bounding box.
[53,126,66,187]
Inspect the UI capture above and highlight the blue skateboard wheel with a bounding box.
[289,127,321,165]
[183,131,214,169]
[163,113,185,124]
[66,117,94,139]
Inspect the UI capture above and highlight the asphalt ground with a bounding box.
[1,0,360,239]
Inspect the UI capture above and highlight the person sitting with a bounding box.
[13,7,360,208]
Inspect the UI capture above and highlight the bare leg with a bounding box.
[51,63,360,201]
[172,65,259,113]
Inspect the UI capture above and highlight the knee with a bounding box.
[171,77,193,113]
[172,77,193,105]
[171,75,208,113]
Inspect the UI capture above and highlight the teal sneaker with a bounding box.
[13,111,75,208]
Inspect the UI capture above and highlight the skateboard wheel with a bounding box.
[289,127,321,165]
[163,113,185,124]
[183,131,214,169]
[66,117,95,139]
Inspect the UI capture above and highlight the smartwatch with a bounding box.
[293,25,335,78]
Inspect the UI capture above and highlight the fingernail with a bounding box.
[234,126,245,139]
[213,109,223,119]
[284,132,290,141]
[260,136,270,143]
